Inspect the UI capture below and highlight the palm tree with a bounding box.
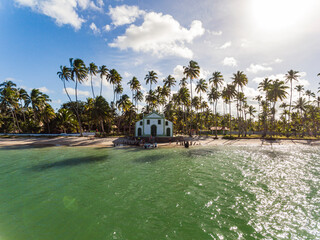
[267,79,288,132]
[92,96,110,132]
[42,103,55,133]
[0,81,21,132]
[209,71,224,89]
[285,70,300,122]
[69,58,88,136]
[163,75,176,101]
[114,83,123,102]
[26,88,51,122]
[195,78,208,103]
[294,97,308,116]
[222,84,236,137]
[183,60,200,135]
[145,90,157,112]
[109,69,122,102]
[305,90,315,101]
[88,62,98,98]
[248,105,256,132]
[183,60,200,108]
[133,90,144,111]
[295,85,304,99]
[98,65,109,97]
[232,71,248,136]
[145,71,158,91]
[57,65,72,103]
[128,76,140,102]
[179,77,188,88]
[208,86,221,137]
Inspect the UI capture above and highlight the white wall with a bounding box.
[135,119,173,137]
[143,119,164,136]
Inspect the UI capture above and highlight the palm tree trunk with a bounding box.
[100,77,103,96]
[75,79,83,136]
[215,101,218,138]
[229,102,232,138]
[289,80,292,122]
[91,74,95,98]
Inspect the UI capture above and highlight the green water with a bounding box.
[0,145,319,239]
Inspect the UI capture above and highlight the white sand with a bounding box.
[0,136,319,148]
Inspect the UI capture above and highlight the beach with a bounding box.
[1,136,320,148]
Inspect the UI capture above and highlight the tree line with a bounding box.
[1,58,320,138]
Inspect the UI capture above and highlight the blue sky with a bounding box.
[1,0,320,110]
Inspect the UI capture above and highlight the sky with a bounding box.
[0,0,320,111]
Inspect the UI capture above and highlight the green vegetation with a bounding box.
[0,58,320,138]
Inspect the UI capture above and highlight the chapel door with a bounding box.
[151,125,157,136]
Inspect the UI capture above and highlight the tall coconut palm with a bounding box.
[209,71,224,89]
[232,71,248,136]
[285,70,300,122]
[0,81,21,132]
[98,65,109,97]
[145,90,157,112]
[163,75,176,101]
[26,88,51,122]
[295,85,304,99]
[208,86,221,137]
[305,90,315,102]
[57,65,72,103]
[179,77,188,88]
[222,84,236,137]
[109,69,122,102]
[294,97,308,116]
[145,71,158,91]
[133,90,144,110]
[248,105,256,131]
[42,103,55,133]
[183,60,200,108]
[128,76,140,102]
[267,79,288,132]
[114,83,123,102]
[195,78,208,104]
[88,62,98,98]
[183,60,200,134]
[69,58,88,136]
[92,96,110,132]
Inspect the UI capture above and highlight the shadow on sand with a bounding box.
[30,155,107,171]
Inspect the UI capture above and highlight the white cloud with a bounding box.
[207,30,222,36]
[97,0,104,7]
[222,57,237,67]
[14,0,102,30]
[104,24,111,31]
[108,5,145,26]
[64,87,90,97]
[246,64,272,74]
[38,86,51,93]
[90,22,100,34]
[173,65,184,80]
[109,12,205,58]
[219,41,231,49]
[274,58,283,63]
[240,39,250,48]
[123,72,132,78]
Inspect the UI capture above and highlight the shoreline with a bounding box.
[1,136,320,148]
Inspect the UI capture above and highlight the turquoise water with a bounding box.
[0,145,319,239]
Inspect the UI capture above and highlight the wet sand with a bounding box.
[1,136,320,148]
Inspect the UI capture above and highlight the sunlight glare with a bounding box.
[250,0,316,33]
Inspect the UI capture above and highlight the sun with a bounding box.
[250,0,316,33]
